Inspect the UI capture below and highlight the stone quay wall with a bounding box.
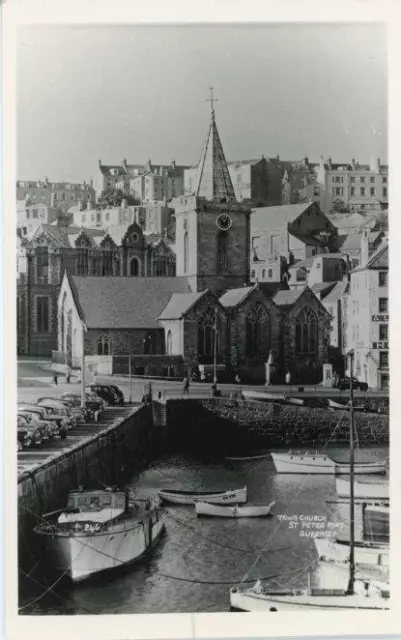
[18,406,164,559]
[164,398,389,452]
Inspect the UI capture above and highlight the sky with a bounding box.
[17,23,387,185]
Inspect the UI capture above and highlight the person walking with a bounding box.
[183,376,190,396]
[235,373,241,384]
[53,373,58,386]
[285,370,291,386]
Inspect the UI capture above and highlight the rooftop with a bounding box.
[158,291,206,320]
[272,288,304,307]
[219,286,255,308]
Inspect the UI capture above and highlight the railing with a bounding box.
[52,350,67,365]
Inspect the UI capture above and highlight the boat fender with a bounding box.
[231,587,237,593]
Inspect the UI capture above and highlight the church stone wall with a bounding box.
[84,328,165,357]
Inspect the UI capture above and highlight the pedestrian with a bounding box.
[183,376,190,396]
[235,373,241,384]
[285,370,291,386]
[66,366,71,384]
[53,374,58,386]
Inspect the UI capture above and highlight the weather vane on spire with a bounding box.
[207,86,218,114]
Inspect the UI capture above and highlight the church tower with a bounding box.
[174,89,251,294]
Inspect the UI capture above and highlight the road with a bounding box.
[17,357,388,405]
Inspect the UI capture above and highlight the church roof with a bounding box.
[68,276,192,329]
[219,286,255,308]
[272,288,304,307]
[195,109,237,201]
[310,282,337,296]
[158,291,206,320]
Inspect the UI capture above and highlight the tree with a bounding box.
[98,187,140,208]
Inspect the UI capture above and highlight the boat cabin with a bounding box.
[58,490,128,526]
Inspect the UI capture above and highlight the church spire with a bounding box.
[195,87,236,201]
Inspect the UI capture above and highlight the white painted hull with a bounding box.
[271,453,386,475]
[195,501,275,518]
[158,487,247,506]
[39,517,164,582]
[315,537,389,568]
[336,478,389,500]
[230,588,389,611]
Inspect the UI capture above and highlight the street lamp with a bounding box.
[346,348,355,594]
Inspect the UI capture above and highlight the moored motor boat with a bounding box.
[336,478,389,501]
[271,452,386,475]
[314,536,389,568]
[195,501,275,518]
[34,488,164,583]
[158,486,247,506]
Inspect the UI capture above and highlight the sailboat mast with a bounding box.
[347,353,355,595]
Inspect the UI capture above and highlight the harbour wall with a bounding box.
[18,406,163,560]
[163,398,389,452]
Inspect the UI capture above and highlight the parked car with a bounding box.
[17,424,32,450]
[17,414,43,446]
[334,376,368,392]
[36,401,77,430]
[37,397,87,424]
[18,410,54,441]
[18,404,69,437]
[107,385,125,405]
[61,392,104,420]
[85,384,119,405]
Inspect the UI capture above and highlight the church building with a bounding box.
[55,100,331,383]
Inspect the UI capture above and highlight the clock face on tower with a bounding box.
[216,213,232,231]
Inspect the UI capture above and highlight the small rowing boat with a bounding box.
[328,399,348,410]
[158,486,247,506]
[336,478,389,501]
[285,397,304,406]
[271,452,386,475]
[195,501,275,518]
[225,453,269,462]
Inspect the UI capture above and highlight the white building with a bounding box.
[347,234,388,390]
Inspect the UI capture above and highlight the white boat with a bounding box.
[34,489,164,583]
[328,399,348,410]
[241,390,285,404]
[195,501,275,518]
[285,397,304,406]
[271,452,386,475]
[336,478,389,501]
[158,486,247,506]
[229,359,390,611]
[314,537,389,568]
[364,504,390,526]
[225,453,269,462]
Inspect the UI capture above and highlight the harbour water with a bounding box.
[19,444,389,615]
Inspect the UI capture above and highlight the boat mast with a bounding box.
[346,350,355,595]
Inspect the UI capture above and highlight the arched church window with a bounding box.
[130,257,140,276]
[217,231,230,272]
[97,334,110,356]
[295,307,318,353]
[102,249,113,276]
[60,292,67,351]
[183,232,189,274]
[198,309,218,361]
[166,330,172,355]
[77,248,89,276]
[246,303,270,358]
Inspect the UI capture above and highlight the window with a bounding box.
[261,269,266,279]
[383,176,387,184]
[379,351,389,368]
[166,330,172,355]
[32,208,38,219]
[379,272,388,287]
[360,177,365,184]
[350,177,355,183]
[383,188,387,197]
[198,309,217,360]
[379,298,388,313]
[217,231,230,272]
[77,249,89,275]
[370,177,375,183]
[268,268,273,279]
[351,187,355,196]
[251,269,256,280]
[36,247,49,283]
[36,296,49,332]
[360,188,365,196]
[295,306,318,353]
[97,334,110,356]
[370,187,375,196]
[183,231,189,274]
[105,213,110,221]
[379,324,388,341]
[246,303,270,358]
[96,213,101,223]
[380,373,389,390]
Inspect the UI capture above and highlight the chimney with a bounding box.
[351,158,356,170]
[370,156,380,172]
[90,179,93,187]
[328,157,332,169]
[360,229,369,266]
[45,177,49,185]
[276,154,280,161]
[83,180,86,186]
[87,197,92,211]
[303,156,309,166]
